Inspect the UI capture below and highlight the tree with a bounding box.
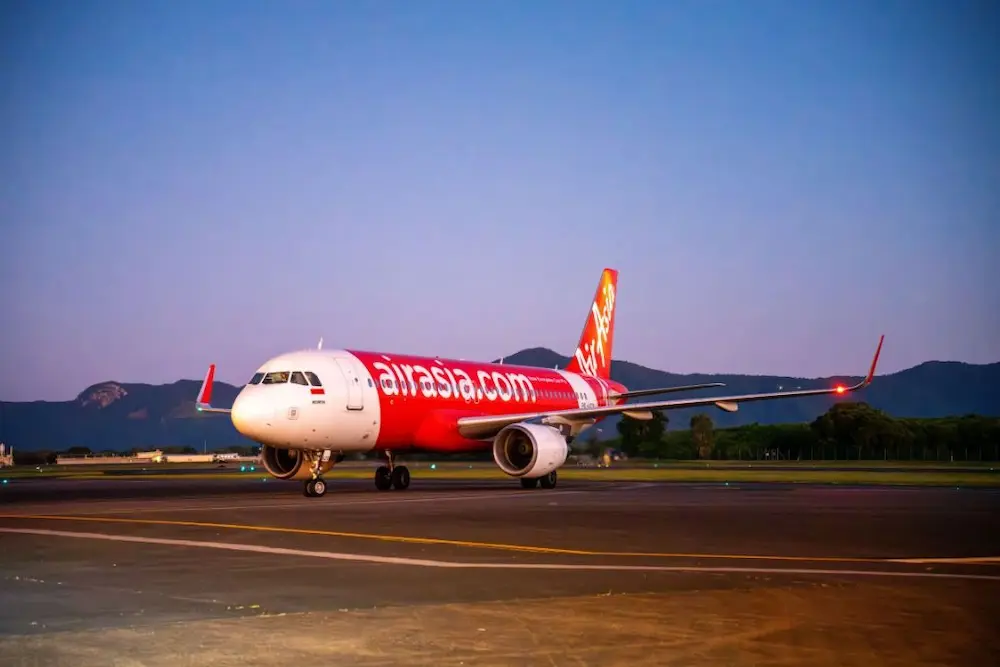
[616,411,668,457]
[811,402,898,459]
[690,413,714,459]
[616,414,644,457]
[637,411,668,458]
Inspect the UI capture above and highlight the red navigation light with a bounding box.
[835,385,846,394]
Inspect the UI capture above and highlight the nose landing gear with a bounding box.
[302,449,342,498]
[374,449,410,491]
[304,477,327,497]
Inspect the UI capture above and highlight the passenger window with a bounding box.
[290,372,308,385]
[304,372,322,386]
[262,371,290,384]
[248,373,264,385]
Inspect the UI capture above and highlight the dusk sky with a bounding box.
[2,0,998,402]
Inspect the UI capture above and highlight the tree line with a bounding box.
[592,402,1000,461]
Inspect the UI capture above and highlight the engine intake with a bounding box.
[260,445,335,480]
[492,423,568,478]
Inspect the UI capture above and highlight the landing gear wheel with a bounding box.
[391,465,410,490]
[539,470,557,489]
[520,477,539,489]
[374,465,392,491]
[304,478,327,497]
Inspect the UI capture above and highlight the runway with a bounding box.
[2,478,999,666]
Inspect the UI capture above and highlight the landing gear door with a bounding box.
[334,358,364,411]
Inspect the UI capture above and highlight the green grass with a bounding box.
[3,462,998,487]
[616,459,1000,469]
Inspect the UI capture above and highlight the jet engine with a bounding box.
[260,445,336,480]
[492,423,569,478]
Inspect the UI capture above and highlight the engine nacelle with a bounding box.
[492,423,569,478]
[260,445,336,480]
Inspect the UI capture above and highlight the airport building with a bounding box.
[54,449,257,465]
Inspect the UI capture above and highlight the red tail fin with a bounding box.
[566,268,618,379]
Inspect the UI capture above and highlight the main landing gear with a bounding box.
[519,470,558,490]
[374,449,410,491]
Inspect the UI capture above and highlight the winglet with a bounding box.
[842,335,884,392]
[864,334,885,386]
[196,364,215,411]
[195,364,231,414]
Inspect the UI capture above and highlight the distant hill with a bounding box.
[1,348,997,452]
[496,348,1000,434]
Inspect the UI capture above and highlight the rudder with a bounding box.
[565,268,618,379]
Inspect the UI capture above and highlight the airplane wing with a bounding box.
[195,364,232,414]
[611,382,725,400]
[457,335,884,440]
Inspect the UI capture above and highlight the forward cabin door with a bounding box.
[334,358,364,411]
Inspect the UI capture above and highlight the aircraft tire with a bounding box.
[391,465,410,490]
[374,466,393,491]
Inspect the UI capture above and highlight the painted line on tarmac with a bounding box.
[0,489,588,517]
[890,556,1000,565]
[2,526,1000,583]
[3,513,998,566]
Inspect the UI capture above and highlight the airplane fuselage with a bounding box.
[230,349,628,454]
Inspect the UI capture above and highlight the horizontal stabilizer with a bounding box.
[611,382,725,400]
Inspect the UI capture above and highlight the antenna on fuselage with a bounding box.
[317,337,323,350]
[499,357,504,365]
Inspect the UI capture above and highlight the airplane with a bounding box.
[195,268,884,498]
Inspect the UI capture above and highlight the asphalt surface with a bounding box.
[1,476,999,666]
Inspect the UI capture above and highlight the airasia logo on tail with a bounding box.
[574,280,615,377]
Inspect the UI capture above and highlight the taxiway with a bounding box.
[1,477,998,666]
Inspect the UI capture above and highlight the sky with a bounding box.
[1,0,998,401]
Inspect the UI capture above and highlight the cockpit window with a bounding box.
[305,372,322,386]
[261,371,290,384]
[290,372,308,386]
[248,373,264,385]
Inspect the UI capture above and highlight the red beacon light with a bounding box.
[835,385,846,394]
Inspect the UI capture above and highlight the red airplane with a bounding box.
[196,268,884,498]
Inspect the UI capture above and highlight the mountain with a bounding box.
[0,380,251,453]
[2,349,998,452]
[496,348,1000,434]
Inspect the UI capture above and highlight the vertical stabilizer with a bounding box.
[565,268,618,379]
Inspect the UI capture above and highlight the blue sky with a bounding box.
[1,0,997,401]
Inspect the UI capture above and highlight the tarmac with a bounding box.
[1,475,999,666]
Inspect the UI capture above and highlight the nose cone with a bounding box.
[231,390,275,441]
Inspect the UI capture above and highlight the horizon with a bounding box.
[2,1,998,401]
[6,344,997,404]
